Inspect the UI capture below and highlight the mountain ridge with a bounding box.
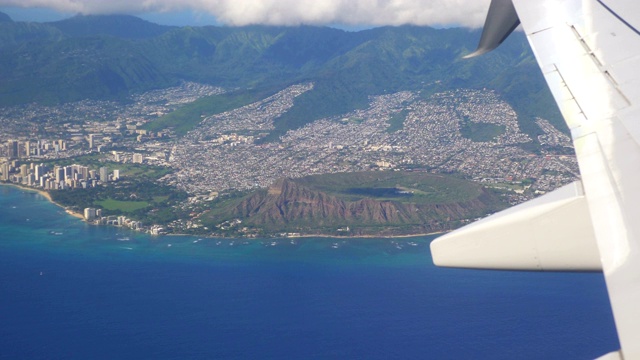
[48,14,175,39]
[0,11,11,22]
[202,172,506,237]
[0,14,565,139]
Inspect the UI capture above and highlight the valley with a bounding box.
[0,12,578,237]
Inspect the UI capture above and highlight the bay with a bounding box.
[0,185,619,359]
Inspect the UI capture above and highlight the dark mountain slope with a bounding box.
[0,21,64,49]
[0,11,12,23]
[0,36,172,105]
[48,14,175,39]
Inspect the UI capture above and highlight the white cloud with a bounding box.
[0,0,491,27]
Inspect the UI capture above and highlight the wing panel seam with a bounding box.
[551,64,588,119]
[596,0,640,36]
[569,24,632,107]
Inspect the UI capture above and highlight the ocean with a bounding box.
[0,185,619,359]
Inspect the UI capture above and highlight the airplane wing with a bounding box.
[430,0,640,358]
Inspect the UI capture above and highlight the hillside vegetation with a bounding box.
[200,171,506,236]
[0,12,565,140]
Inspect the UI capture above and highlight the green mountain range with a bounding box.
[0,12,563,139]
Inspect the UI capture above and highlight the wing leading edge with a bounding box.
[431,181,600,271]
[430,0,640,358]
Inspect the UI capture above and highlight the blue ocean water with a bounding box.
[0,185,619,359]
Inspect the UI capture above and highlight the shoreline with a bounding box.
[1,182,85,220]
[285,232,445,239]
[1,182,445,240]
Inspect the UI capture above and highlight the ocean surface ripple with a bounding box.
[0,185,619,359]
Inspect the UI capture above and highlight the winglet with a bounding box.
[464,0,521,58]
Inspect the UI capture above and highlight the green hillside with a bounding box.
[0,15,565,139]
[199,171,506,236]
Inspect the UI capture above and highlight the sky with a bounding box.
[0,0,491,28]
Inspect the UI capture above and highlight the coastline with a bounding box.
[287,231,445,239]
[1,182,445,240]
[0,182,85,220]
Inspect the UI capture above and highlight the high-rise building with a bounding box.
[64,166,73,181]
[99,167,108,182]
[1,162,10,181]
[55,166,64,182]
[88,134,95,149]
[84,208,96,221]
[24,142,31,157]
[35,164,46,181]
[7,140,18,159]
[19,164,28,177]
[113,169,120,181]
[133,153,143,164]
[80,166,89,180]
[70,164,81,180]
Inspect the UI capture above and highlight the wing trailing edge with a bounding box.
[430,181,600,271]
[596,351,622,360]
[436,0,640,356]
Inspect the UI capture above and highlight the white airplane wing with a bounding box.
[430,0,640,358]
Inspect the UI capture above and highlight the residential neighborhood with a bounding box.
[0,82,579,233]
